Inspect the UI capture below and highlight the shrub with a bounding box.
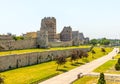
[115,58,120,70]
[0,74,4,84]
[101,48,106,52]
[91,50,96,54]
[97,73,106,84]
[101,48,106,55]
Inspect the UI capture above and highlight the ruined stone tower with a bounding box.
[60,26,72,41]
[40,17,56,42]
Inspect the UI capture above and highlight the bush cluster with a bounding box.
[115,58,120,70]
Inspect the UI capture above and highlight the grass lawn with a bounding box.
[94,54,120,74]
[0,46,90,56]
[0,47,113,84]
[114,53,120,59]
[73,76,120,84]
[94,60,118,73]
[73,76,97,84]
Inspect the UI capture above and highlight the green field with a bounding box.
[0,47,113,84]
[0,46,90,56]
[94,54,120,74]
[94,60,117,73]
[114,53,120,59]
[73,76,97,84]
[73,76,120,84]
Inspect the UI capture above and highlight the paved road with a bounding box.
[39,48,119,84]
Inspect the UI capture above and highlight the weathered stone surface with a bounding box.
[60,26,72,41]
[79,33,85,44]
[84,37,89,44]
[37,30,48,48]
[72,31,79,46]
[49,41,72,47]
[0,35,13,40]
[0,39,37,51]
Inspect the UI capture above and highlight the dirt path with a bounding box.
[39,48,119,84]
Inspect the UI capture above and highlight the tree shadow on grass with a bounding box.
[75,62,84,65]
[82,58,89,63]
[63,66,68,68]
[56,69,68,72]
[71,62,84,66]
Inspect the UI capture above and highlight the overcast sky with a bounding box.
[0,0,120,39]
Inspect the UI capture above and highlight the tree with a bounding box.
[71,50,79,64]
[55,55,67,70]
[97,73,106,84]
[115,58,120,70]
[78,50,89,58]
[90,39,98,45]
[0,74,4,84]
[80,51,89,63]
[13,36,24,41]
[100,38,110,45]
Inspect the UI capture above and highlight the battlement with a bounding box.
[42,17,56,22]
[63,26,72,31]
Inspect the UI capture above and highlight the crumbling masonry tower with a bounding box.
[40,17,56,42]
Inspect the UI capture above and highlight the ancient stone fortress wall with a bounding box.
[49,41,72,47]
[0,39,37,51]
[0,48,89,72]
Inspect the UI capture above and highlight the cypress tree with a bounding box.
[97,73,106,84]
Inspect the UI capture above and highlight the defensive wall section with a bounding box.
[0,48,89,72]
[49,41,72,47]
[0,39,37,51]
[0,39,73,51]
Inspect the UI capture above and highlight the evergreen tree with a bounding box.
[115,58,120,70]
[97,73,106,84]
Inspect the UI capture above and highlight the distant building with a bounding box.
[23,32,37,39]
